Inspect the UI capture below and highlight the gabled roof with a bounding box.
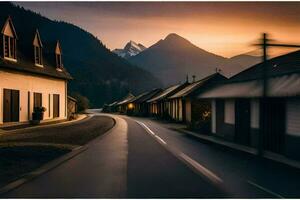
[33,29,43,47]
[169,73,227,99]
[0,16,72,80]
[197,50,300,99]
[67,96,77,102]
[136,88,162,103]
[130,88,163,104]
[117,93,135,105]
[107,101,118,107]
[198,73,300,98]
[1,16,17,39]
[55,41,62,55]
[229,50,300,83]
[147,83,188,103]
[128,92,148,103]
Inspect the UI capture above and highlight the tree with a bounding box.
[72,93,90,112]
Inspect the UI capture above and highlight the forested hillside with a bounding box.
[0,3,161,107]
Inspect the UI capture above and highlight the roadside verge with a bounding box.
[0,114,116,196]
[174,128,300,170]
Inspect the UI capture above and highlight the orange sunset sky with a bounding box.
[17,2,300,57]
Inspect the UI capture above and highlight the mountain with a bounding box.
[1,3,161,107]
[222,54,261,77]
[113,41,146,59]
[129,33,260,85]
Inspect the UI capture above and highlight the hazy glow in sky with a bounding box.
[17,2,300,57]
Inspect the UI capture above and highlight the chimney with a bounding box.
[186,74,189,83]
[192,75,196,83]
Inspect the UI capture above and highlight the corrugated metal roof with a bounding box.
[229,50,300,83]
[169,73,226,99]
[147,84,181,103]
[132,88,162,103]
[108,101,118,107]
[128,92,148,103]
[117,93,135,105]
[197,73,300,98]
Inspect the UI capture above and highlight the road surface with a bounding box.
[2,113,300,198]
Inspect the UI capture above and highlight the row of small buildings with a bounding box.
[104,50,300,161]
[0,16,76,126]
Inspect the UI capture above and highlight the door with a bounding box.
[53,94,60,118]
[264,98,285,154]
[215,99,224,136]
[235,99,251,146]
[3,89,19,122]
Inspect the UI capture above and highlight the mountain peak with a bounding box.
[157,33,197,50]
[165,33,183,40]
[164,33,190,43]
[113,40,147,59]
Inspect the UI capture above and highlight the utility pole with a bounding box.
[254,33,300,156]
[258,33,268,156]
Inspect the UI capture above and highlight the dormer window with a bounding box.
[2,17,17,61]
[33,30,43,67]
[55,41,63,70]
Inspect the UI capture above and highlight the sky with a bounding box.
[16,2,300,58]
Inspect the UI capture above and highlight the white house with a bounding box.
[0,16,72,125]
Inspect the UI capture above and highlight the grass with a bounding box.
[0,116,115,188]
[0,145,70,187]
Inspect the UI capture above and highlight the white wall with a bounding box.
[224,99,235,124]
[286,98,300,136]
[0,70,67,124]
[250,99,260,128]
[211,99,216,133]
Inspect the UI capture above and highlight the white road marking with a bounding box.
[135,120,223,186]
[179,152,223,184]
[247,180,284,198]
[155,135,167,145]
[136,121,155,135]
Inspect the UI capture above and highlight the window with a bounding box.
[33,30,43,66]
[55,41,63,69]
[34,46,43,66]
[34,93,42,108]
[53,94,60,118]
[3,35,16,60]
[56,53,62,68]
[224,99,235,124]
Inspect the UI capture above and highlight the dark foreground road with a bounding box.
[2,113,300,198]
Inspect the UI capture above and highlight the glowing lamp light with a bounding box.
[128,103,134,109]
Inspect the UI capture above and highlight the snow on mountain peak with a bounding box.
[113,40,146,59]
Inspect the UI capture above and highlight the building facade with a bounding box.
[168,73,227,124]
[0,17,72,125]
[197,50,300,160]
[147,83,188,118]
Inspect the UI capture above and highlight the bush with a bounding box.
[34,107,47,113]
[71,93,90,112]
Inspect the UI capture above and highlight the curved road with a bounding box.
[2,112,300,198]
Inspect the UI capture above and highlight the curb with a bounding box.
[0,114,89,135]
[0,114,117,196]
[174,128,257,155]
[175,128,300,170]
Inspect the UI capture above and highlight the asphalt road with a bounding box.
[2,113,300,198]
